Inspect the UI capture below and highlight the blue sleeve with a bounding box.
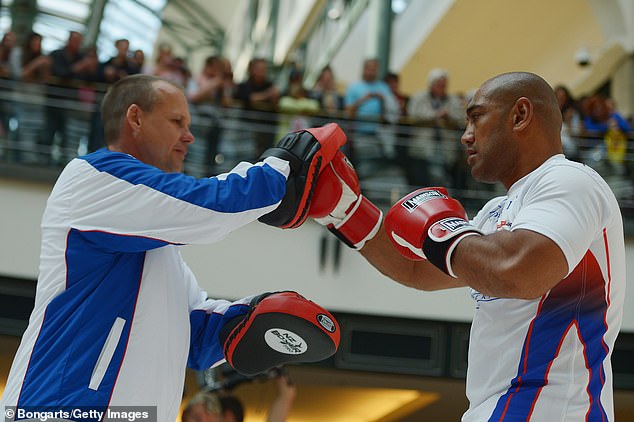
[61,150,289,248]
[83,149,286,213]
[187,304,249,370]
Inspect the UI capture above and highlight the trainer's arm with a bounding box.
[451,229,567,300]
[69,153,289,248]
[186,266,252,370]
[360,224,467,291]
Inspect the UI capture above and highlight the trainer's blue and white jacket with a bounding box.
[0,149,290,421]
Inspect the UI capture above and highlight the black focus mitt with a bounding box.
[258,123,346,228]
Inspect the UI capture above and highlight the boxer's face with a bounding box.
[462,89,517,185]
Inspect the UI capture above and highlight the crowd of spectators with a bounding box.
[554,84,633,178]
[0,29,632,189]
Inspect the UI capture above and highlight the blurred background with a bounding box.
[0,1,633,420]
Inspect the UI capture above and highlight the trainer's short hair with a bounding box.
[100,74,176,145]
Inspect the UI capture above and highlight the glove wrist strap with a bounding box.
[329,196,383,250]
[423,217,482,277]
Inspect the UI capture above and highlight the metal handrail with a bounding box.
[1,78,632,222]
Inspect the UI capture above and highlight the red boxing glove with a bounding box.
[308,151,382,250]
[384,187,482,277]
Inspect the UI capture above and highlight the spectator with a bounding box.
[233,57,280,158]
[74,45,100,83]
[217,57,235,107]
[384,71,409,118]
[182,392,223,422]
[187,55,233,175]
[0,31,16,142]
[6,31,50,162]
[276,69,320,139]
[554,84,583,160]
[215,369,296,422]
[44,31,97,164]
[407,67,464,125]
[48,31,95,84]
[406,68,465,186]
[12,31,50,83]
[583,94,632,135]
[68,44,102,155]
[173,56,191,87]
[131,48,145,74]
[101,38,140,84]
[233,57,279,108]
[0,31,16,78]
[266,370,297,422]
[187,55,228,106]
[149,42,186,87]
[344,58,400,173]
[582,94,632,175]
[147,42,172,75]
[310,65,344,116]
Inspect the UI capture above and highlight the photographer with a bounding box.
[182,392,223,422]
[202,367,296,422]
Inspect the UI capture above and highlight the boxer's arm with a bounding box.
[381,187,567,298]
[451,229,567,299]
[309,156,464,291]
[363,219,566,298]
[360,224,467,291]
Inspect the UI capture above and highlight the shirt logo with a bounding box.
[470,289,499,306]
[264,328,307,355]
[496,219,512,230]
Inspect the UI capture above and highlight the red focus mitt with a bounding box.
[220,291,340,376]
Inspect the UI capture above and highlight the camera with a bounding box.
[199,363,286,392]
[575,47,591,67]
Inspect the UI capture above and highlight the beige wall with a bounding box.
[399,0,605,97]
[2,177,634,332]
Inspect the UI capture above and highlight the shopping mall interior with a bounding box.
[1,0,633,420]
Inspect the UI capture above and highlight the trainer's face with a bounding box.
[133,82,194,172]
[461,88,517,185]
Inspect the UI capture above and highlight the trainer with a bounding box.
[304,72,626,421]
[0,75,342,421]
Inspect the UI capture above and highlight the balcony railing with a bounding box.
[1,78,633,233]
